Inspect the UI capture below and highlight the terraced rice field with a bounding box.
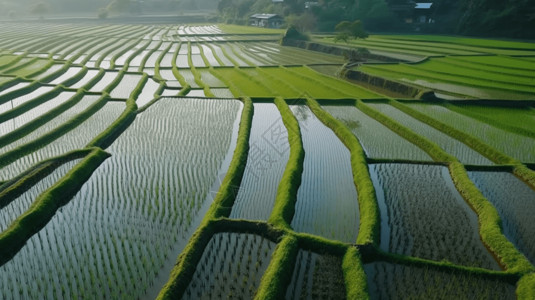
[290,104,359,243]
[0,21,534,300]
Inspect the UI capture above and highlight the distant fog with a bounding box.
[0,0,218,19]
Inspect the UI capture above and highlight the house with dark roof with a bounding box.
[249,14,284,29]
[415,3,434,23]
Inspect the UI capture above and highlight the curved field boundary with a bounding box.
[138,40,163,71]
[81,68,106,91]
[518,273,535,299]
[389,101,518,165]
[92,38,128,68]
[268,97,304,230]
[0,85,65,124]
[0,54,26,70]
[1,57,39,74]
[0,80,41,105]
[0,89,85,148]
[155,42,174,81]
[0,147,110,267]
[156,97,374,300]
[306,98,379,246]
[207,97,252,218]
[66,37,108,63]
[389,100,535,187]
[24,59,55,79]
[157,97,252,299]
[110,38,143,69]
[37,62,75,84]
[0,94,108,169]
[371,247,519,282]
[359,64,535,96]
[121,39,152,70]
[443,103,535,140]
[253,235,299,299]
[356,100,455,162]
[343,246,370,299]
[187,43,214,97]
[86,75,146,149]
[356,100,534,274]
[60,66,89,87]
[0,147,91,208]
[0,77,25,94]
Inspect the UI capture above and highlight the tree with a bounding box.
[334,20,368,42]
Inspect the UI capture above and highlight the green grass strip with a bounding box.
[178,85,191,96]
[0,147,110,267]
[139,41,163,72]
[0,148,93,208]
[0,85,65,123]
[2,57,39,74]
[61,66,89,87]
[25,59,55,79]
[389,100,517,164]
[343,247,370,299]
[356,100,455,162]
[156,221,214,299]
[157,98,253,299]
[122,39,151,70]
[444,103,535,140]
[268,97,304,230]
[513,166,535,189]
[171,66,188,87]
[219,45,240,67]
[449,161,535,274]
[38,62,72,84]
[82,68,106,91]
[0,77,22,92]
[0,94,108,169]
[357,99,534,273]
[0,89,85,148]
[306,98,379,246]
[0,80,41,105]
[254,235,298,300]
[294,231,348,254]
[87,87,139,149]
[110,38,143,69]
[154,42,173,81]
[103,70,125,94]
[373,247,520,281]
[208,67,242,97]
[517,273,535,299]
[187,43,214,97]
[0,53,25,70]
[204,44,225,66]
[206,97,252,218]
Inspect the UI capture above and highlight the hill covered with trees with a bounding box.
[218,0,535,38]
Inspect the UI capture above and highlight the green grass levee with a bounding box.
[0,147,110,266]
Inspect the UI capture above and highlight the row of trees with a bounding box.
[218,0,535,38]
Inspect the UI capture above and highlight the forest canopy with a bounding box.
[218,0,535,38]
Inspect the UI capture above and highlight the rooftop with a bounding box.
[415,3,433,9]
